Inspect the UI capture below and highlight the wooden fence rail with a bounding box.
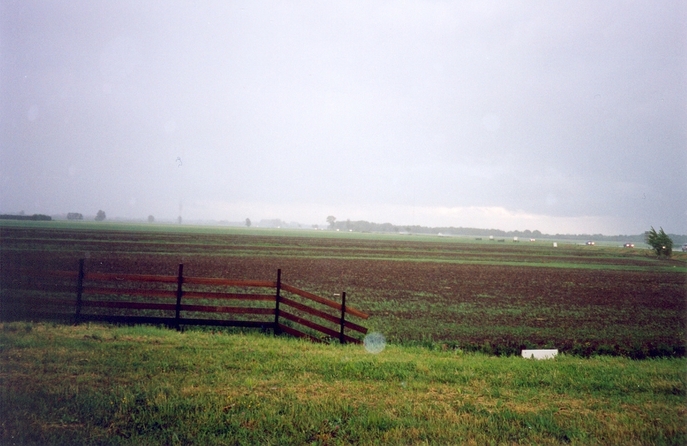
[0,260,369,344]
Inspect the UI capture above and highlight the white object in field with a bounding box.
[553,242,558,247]
[522,349,558,360]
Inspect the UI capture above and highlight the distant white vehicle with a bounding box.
[682,243,687,252]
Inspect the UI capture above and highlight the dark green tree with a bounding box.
[645,227,673,257]
[95,210,106,221]
[245,218,251,227]
[326,215,336,229]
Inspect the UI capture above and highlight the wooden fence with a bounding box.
[0,260,369,344]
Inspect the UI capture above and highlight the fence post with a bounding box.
[274,269,281,335]
[175,264,184,330]
[75,258,85,324]
[339,292,346,344]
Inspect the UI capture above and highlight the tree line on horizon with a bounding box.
[0,214,52,221]
[325,217,687,244]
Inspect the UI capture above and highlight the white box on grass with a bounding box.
[522,349,558,360]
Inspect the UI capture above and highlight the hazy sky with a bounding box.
[1,1,685,234]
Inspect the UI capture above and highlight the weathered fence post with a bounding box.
[339,292,346,344]
[75,258,85,324]
[274,269,282,335]
[175,264,184,330]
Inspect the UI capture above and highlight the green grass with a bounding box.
[1,322,685,445]
[0,218,666,246]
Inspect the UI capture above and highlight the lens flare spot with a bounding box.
[363,332,386,354]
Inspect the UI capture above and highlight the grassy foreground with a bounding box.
[1,323,685,445]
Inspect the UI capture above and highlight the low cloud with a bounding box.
[187,200,626,235]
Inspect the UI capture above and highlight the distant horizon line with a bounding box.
[3,212,685,239]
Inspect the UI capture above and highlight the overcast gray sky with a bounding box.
[1,1,685,234]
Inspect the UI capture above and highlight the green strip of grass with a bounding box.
[1,322,685,445]
[3,245,683,273]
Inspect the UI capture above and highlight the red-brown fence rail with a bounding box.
[0,260,369,344]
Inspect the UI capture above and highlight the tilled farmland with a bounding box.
[1,225,685,357]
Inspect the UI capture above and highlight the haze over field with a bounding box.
[1,1,685,234]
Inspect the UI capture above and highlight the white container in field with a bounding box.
[522,349,558,360]
[553,242,558,247]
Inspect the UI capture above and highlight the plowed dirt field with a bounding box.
[1,225,685,356]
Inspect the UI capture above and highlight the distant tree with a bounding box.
[148,215,155,223]
[177,216,182,224]
[0,214,51,221]
[645,227,673,257]
[67,213,83,221]
[95,210,106,221]
[326,215,336,229]
[245,218,251,228]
